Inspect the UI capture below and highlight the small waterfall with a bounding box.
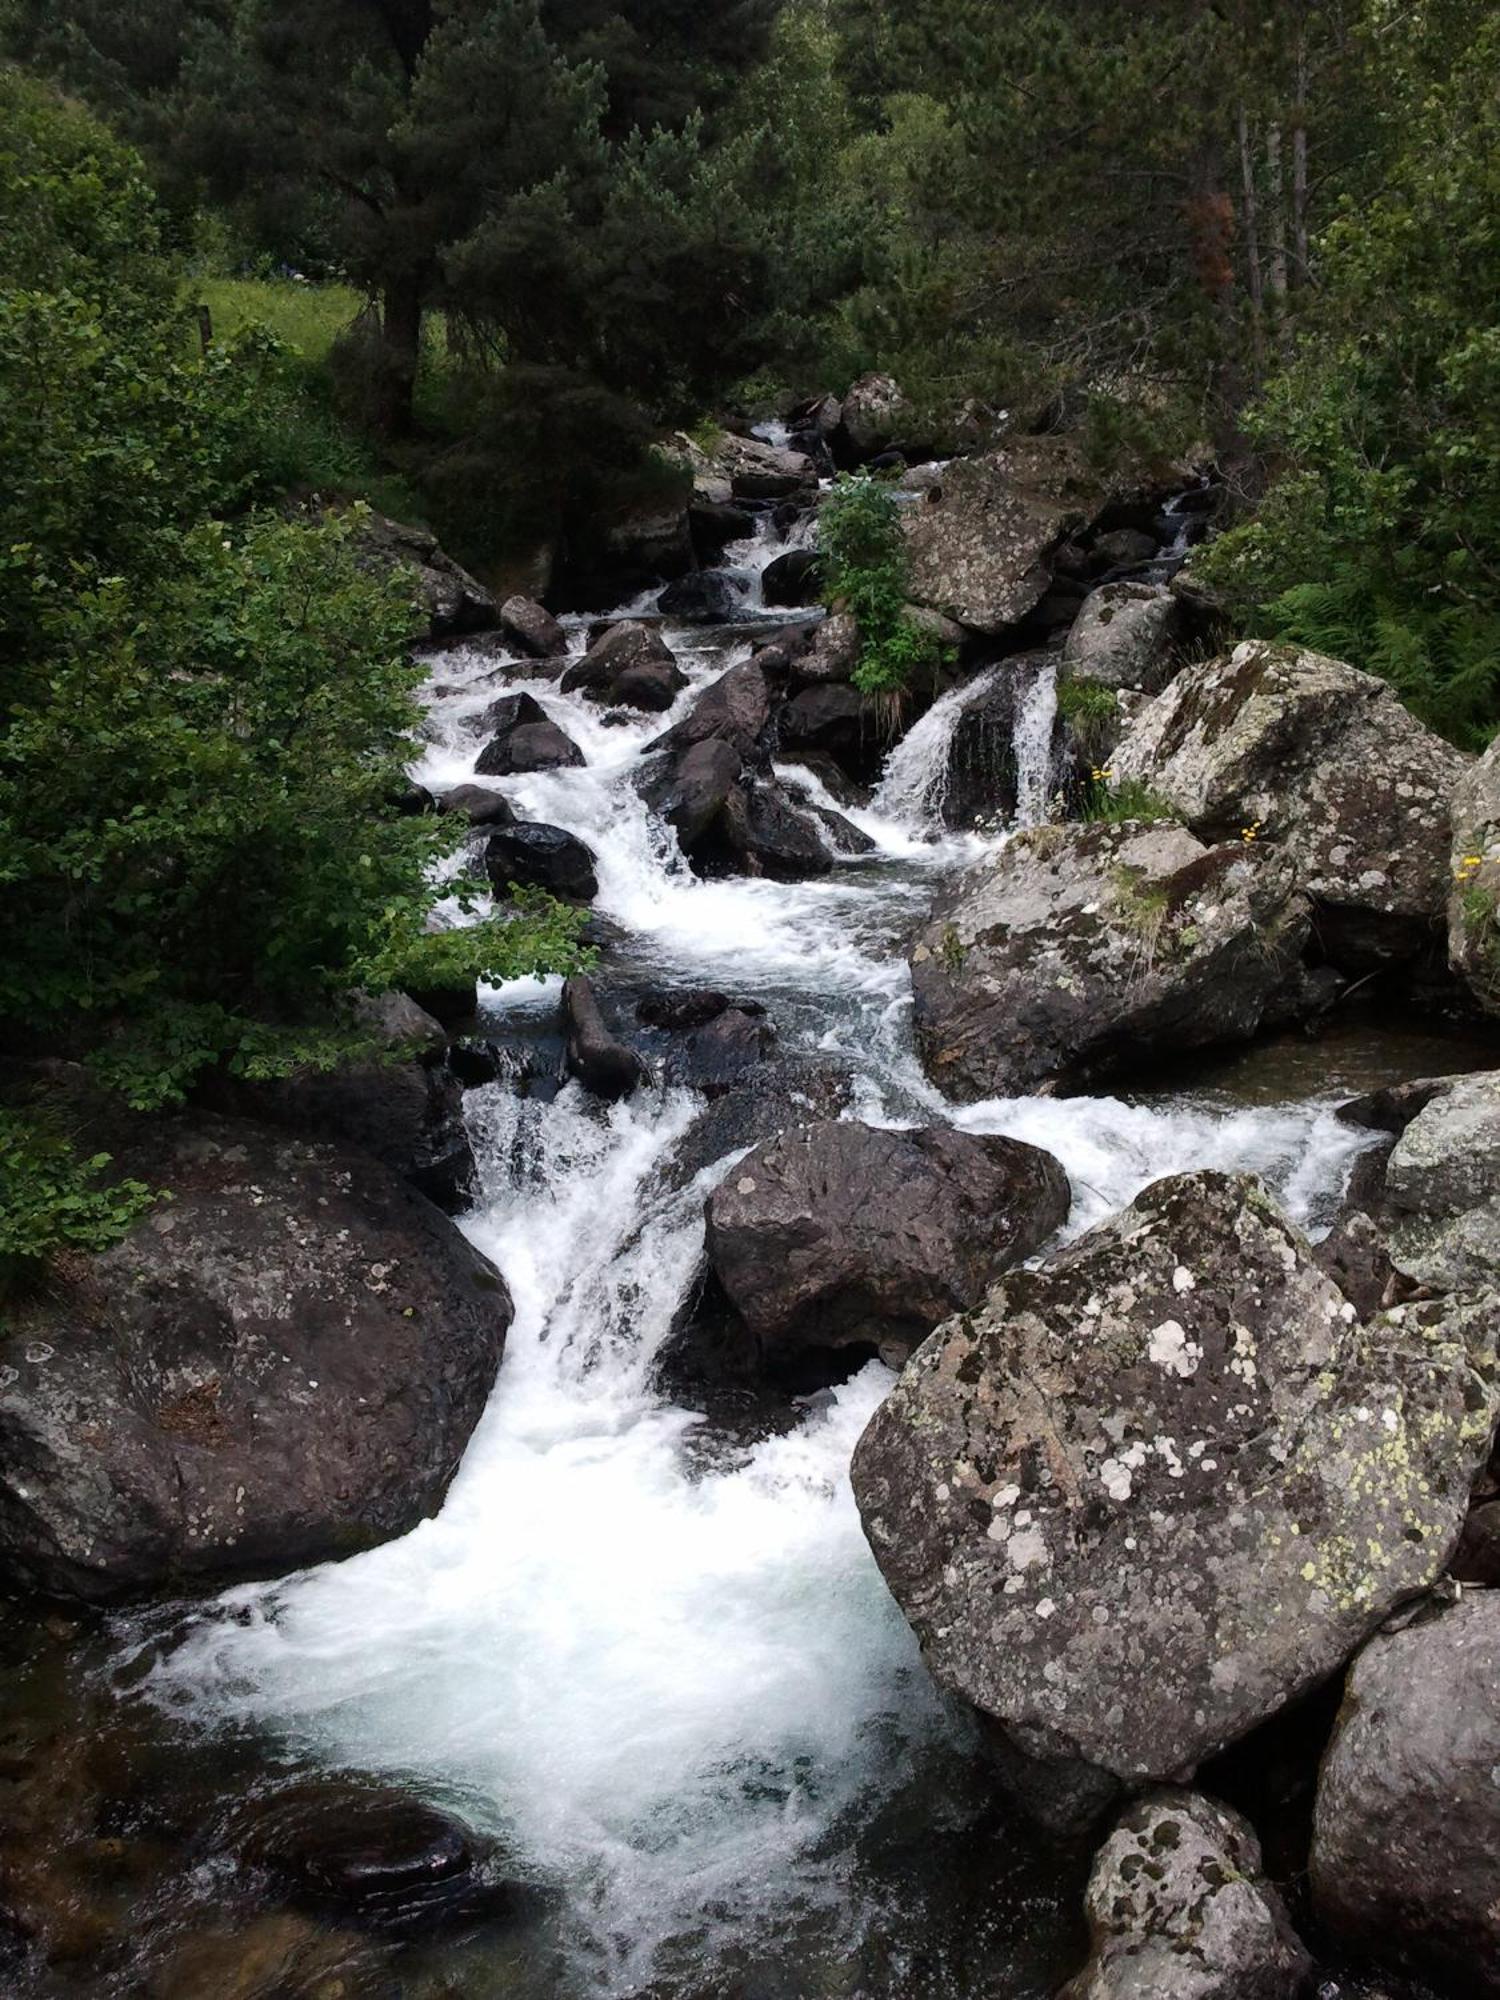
[870,667,1004,828]
[1013,657,1059,827]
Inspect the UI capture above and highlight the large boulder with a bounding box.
[761,548,824,608]
[0,1116,511,1602]
[1312,1591,1500,1995]
[355,513,496,640]
[1063,581,1184,695]
[706,430,817,502]
[909,821,1310,1100]
[651,659,774,760]
[705,1120,1070,1374]
[789,610,859,687]
[656,570,746,623]
[1061,1790,1311,2000]
[1381,1069,1500,1292]
[484,822,598,901]
[1448,733,1500,1012]
[719,775,842,879]
[778,683,884,781]
[1112,641,1467,973]
[852,1171,1498,1813]
[904,438,1104,635]
[496,594,567,660]
[640,738,743,848]
[560,621,687,709]
[474,692,583,776]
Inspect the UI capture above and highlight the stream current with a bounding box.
[120,544,1390,1997]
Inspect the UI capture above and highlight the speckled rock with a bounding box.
[903,437,1104,635]
[841,372,913,455]
[1112,641,1467,972]
[496,594,567,659]
[852,1171,1498,1803]
[0,1115,510,1602]
[1312,1591,1500,1995]
[1062,582,1184,694]
[909,821,1310,1100]
[1059,1789,1312,2000]
[704,1119,1070,1370]
[1382,1069,1500,1292]
[355,513,496,639]
[694,430,818,502]
[1448,733,1500,1012]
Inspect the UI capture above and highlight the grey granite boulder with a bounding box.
[852,1171,1498,1809]
[1112,641,1466,972]
[1063,581,1184,694]
[909,821,1309,1100]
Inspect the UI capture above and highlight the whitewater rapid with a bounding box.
[130,583,1378,1993]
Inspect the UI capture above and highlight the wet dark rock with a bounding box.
[561,621,685,707]
[779,683,888,783]
[657,570,746,623]
[662,1006,776,1094]
[475,715,583,777]
[1090,526,1159,570]
[1113,640,1467,974]
[612,659,688,713]
[652,660,774,759]
[1063,581,1184,695]
[562,976,650,1101]
[497,594,567,659]
[776,752,872,811]
[762,549,824,608]
[447,1039,504,1089]
[659,1059,854,1195]
[142,1913,393,2000]
[354,513,496,639]
[1313,1209,1406,1320]
[851,1170,1498,1812]
[213,1058,475,1212]
[910,821,1310,1100]
[641,738,744,848]
[232,1779,528,1936]
[484,822,598,901]
[1060,1789,1312,2000]
[1450,1497,1500,1585]
[689,498,757,564]
[1312,1591,1500,1995]
[402,973,478,1031]
[393,783,435,816]
[0,1114,510,1602]
[350,989,448,1054]
[720,776,839,880]
[705,1120,1070,1372]
[635,988,738,1031]
[439,783,516,828]
[941,655,1057,827]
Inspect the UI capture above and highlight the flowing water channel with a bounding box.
[43,551,1463,1997]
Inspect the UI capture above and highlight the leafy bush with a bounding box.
[0,76,587,1197]
[0,1113,155,1302]
[818,473,946,698]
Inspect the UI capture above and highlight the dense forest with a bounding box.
[5,6,1500,1999]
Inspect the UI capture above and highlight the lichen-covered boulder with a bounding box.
[355,513,496,639]
[1112,641,1466,972]
[904,437,1103,634]
[1381,1069,1500,1292]
[840,371,914,456]
[909,821,1309,1100]
[1312,1591,1500,1996]
[1449,733,1500,1012]
[704,1119,1070,1371]
[0,1116,511,1603]
[1063,581,1184,694]
[852,1171,1498,1808]
[1060,1790,1312,2000]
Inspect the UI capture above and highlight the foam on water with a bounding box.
[132,613,1381,1992]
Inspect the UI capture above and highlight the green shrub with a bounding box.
[0,1112,155,1302]
[818,472,947,699]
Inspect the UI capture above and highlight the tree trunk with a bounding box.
[1267,121,1287,298]
[377,273,424,440]
[1237,105,1266,376]
[1292,37,1310,285]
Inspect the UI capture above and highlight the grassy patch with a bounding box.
[1079,770,1179,824]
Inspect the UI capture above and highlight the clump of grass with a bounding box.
[1057,676,1121,761]
[1079,766,1179,824]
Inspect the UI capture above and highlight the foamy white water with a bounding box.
[133,600,1381,1993]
